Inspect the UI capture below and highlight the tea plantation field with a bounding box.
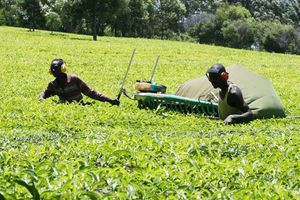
[0,26,299,199]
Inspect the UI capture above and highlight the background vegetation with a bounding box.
[1,0,300,54]
[0,26,299,199]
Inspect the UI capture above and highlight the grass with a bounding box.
[0,26,299,199]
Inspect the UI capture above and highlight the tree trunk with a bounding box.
[31,11,35,31]
[92,15,97,41]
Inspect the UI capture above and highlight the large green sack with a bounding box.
[175,64,286,118]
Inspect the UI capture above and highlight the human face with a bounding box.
[50,66,63,77]
[206,73,222,88]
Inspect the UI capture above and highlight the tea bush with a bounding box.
[0,26,299,199]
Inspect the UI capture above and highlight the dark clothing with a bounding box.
[40,74,111,103]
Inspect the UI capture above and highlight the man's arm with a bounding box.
[39,82,55,100]
[77,77,119,105]
[225,86,254,124]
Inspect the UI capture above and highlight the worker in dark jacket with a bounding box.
[206,64,253,125]
[40,58,119,105]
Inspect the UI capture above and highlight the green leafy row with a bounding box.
[0,26,299,199]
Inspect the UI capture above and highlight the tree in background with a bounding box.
[58,0,84,33]
[0,0,22,26]
[112,0,186,39]
[248,0,283,22]
[190,5,255,49]
[45,11,61,33]
[80,0,128,41]
[215,5,254,47]
[281,0,300,25]
[222,20,255,48]
[180,0,200,16]
[196,0,225,12]
[19,0,44,31]
[243,0,300,26]
[128,0,150,37]
[291,28,300,54]
[255,21,300,54]
[112,0,151,37]
[155,0,186,39]
[261,22,297,53]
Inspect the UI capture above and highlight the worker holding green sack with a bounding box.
[206,64,254,125]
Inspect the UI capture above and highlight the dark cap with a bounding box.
[206,64,226,74]
[51,59,64,69]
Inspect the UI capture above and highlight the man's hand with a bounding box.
[109,99,120,106]
[224,115,234,125]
